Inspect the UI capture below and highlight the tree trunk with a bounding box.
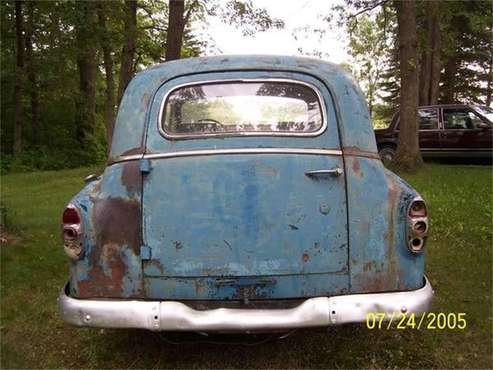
[394,0,422,170]
[165,0,186,61]
[441,56,458,103]
[419,1,441,106]
[97,4,116,150]
[117,0,137,104]
[428,1,441,105]
[13,0,24,154]
[25,1,40,147]
[418,5,431,106]
[75,1,98,149]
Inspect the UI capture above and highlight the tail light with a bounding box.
[407,198,428,253]
[62,204,83,260]
[409,200,427,218]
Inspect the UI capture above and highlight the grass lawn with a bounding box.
[1,163,492,369]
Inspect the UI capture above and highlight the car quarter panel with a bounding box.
[345,156,425,292]
[67,162,144,298]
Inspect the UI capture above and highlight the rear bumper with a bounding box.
[58,276,433,332]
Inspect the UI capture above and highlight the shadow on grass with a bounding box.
[76,325,440,369]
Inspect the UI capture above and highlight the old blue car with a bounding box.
[59,55,432,332]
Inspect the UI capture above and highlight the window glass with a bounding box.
[418,108,439,130]
[443,108,487,129]
[473,106,493,124]
[161,81,324,136]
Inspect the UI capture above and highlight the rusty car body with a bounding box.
[59,55,433,332]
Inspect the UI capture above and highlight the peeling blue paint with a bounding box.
[66,55,426,302]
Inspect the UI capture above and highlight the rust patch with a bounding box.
[142,92,151,108]
[352,157,362,177]
[194,279,206,295]
[352,180,402,293]
[121,161,141,196]
[77,197,142,298]
[352,269,395,293]
[343,146,380,160]
[363,261,376,272]
[302,253,310,262]
[78,243,127,298]
[92,197,142,255]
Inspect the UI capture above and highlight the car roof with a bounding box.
[110,55,378,159]
[418,104,473,109]
[142,54,343,78]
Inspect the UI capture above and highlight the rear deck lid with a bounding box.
[142,72,349,300]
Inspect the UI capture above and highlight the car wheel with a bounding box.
[379,146,396,163]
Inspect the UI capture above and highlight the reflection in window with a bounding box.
[474,106,493,123]
[418,108,439,130]
[161,81,323,136]
[443,108,486,130]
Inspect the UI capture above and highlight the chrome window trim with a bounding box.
[157,78,328,140]
[111,148,343,164]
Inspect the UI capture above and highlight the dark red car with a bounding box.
[375,104,493,162]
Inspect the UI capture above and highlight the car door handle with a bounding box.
[305,168,343,177]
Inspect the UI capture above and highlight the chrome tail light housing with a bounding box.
[407,197,428,253]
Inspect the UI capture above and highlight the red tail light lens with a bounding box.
[63,207,80,225]
[409,200,427,218]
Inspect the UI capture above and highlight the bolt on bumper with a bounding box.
[58,276,433,332]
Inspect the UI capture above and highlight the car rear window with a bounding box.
[160,80,324,137]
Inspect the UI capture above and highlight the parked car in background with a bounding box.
[375,104,493,162]
[59,55,432,332]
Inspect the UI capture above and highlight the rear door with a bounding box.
[441,107,493,154]
[418,107,441,154]
[141,72,348,300]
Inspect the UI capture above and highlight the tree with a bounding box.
[117,0,137,103]
[418,0,441,106]
[13,0,24,154]
[347,12,389,118]
[74,1,98,153]
[165,0,192,61]
[97,2,117,147]
[393,0,422,170]
[24,0,40,146]
[440,1,492,105]
[0,0,284,172]
[164,0,284,61]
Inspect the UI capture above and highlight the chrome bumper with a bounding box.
[59,277,433,332]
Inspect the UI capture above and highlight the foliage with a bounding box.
[334,0,492,126]
[346,11,392,119]
[439,0,493,104]
[1,163,491,368]
[0,0,283,173]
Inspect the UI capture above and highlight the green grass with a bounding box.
[1,164,492,369]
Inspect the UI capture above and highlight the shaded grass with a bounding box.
[1,163,492,369]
